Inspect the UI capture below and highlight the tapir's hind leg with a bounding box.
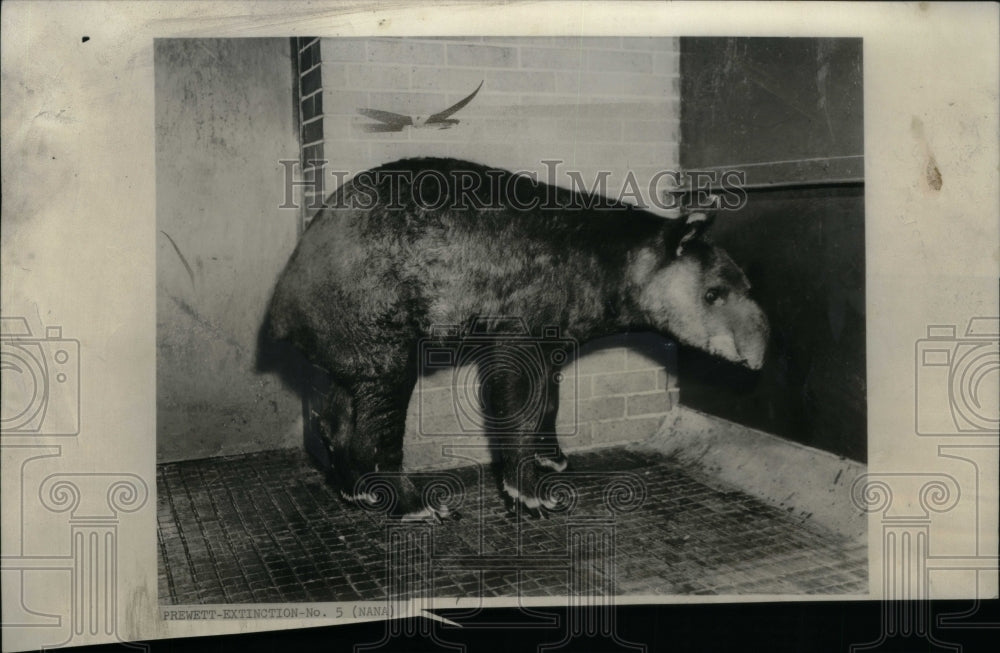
[317,380,355,493]
[346,380,416,511]
[332,354,442,519]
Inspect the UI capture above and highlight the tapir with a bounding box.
[265,157,769,519]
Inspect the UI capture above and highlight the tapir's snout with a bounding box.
[705,297,769,370]
[733,300,769,370]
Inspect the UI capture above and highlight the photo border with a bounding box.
[2,1,997,651]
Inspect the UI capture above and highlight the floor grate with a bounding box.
[157,446,867,603]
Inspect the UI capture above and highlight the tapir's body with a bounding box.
[266,158,769,518]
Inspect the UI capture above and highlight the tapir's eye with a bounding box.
[704,287,727,305]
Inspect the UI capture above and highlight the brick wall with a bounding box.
[297,36,681,227]
[403,334,679,470]
[296,37,683,470]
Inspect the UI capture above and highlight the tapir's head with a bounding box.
[630,212,770,370]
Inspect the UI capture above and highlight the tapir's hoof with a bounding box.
[502,481,557,519]
[534,452,569,473]
[341,487,452,523]
[340,490,379,506]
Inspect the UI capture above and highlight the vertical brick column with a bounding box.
[294,37,326,229]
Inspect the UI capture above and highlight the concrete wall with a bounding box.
[680,39,866,461]
[156,39,302,462]
[677,187,867,461]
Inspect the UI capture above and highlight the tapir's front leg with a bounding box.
[479,348,564,517]
[531,361,568,474]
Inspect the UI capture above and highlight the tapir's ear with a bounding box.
[670,211,715,257]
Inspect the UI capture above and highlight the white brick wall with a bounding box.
[308,36,681,220]
[402,337,679,470]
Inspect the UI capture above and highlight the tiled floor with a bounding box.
[157,446,867,603]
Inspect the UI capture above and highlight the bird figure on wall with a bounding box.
[357,80,483,132]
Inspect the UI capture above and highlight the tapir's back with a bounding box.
[266,158,669,371]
